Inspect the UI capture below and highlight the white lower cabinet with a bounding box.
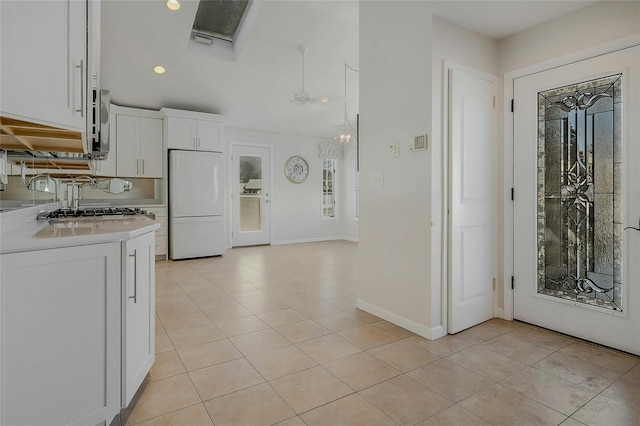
[134,205,167,259]
[0,231,157,425]
[0,242,121,426]
[122,231,155,407]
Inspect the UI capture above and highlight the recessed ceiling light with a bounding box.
[154,65,166,74]
[320,97,329,103]
[166,0,180,11]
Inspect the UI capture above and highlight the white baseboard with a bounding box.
[495,307,505,319]
[272,236,358,245]
[356,299,445,340]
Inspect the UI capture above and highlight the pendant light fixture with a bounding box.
[334,62,358,145]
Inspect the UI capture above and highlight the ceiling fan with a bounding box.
[290,45,328,105]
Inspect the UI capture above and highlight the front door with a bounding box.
[231,145,271,247]
[513,46,640,354]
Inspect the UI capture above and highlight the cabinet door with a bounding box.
[140,118,163,178]
[166,116,196,150]
[196,120,223,152]
[116,115,141,177]
[0,0,86,131]
[0,243,121,426]
[123,232,155,407]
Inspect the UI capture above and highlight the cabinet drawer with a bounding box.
[155,217,168,236]
[154,235,167,255]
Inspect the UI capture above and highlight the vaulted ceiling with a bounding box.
[100,0,597,139]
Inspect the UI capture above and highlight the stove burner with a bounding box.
[40,207,144,221]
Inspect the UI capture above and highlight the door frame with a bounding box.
[228,142,273,248]
[502,35,640,320]
[442,61,500,334]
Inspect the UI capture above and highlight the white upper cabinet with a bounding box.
[163,109,224,152]
[139,118,163,177]
[166,117,197,151]
[196,120,223,152]
[114,106,163,178]
[0,0,98,137]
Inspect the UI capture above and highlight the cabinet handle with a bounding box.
[129,252,137,303]
[66,1,70,109]
[75,59,84,117]
[197,137,201,148]
[142,159,145,174]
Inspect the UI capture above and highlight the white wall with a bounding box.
[499,1,640,73]
[357,1,435,337]
[225,127,357,245]
[357,1,639,338]
[338,148,359,242]
[430,17,500,330]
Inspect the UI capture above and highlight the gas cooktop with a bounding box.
[38,207,147,221]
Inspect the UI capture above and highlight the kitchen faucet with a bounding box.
[67,175,96,210]
[26,174,59,202]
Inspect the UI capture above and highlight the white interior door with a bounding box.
[448,67,497,334]
[231,145,271,247]
[513,46,640,355]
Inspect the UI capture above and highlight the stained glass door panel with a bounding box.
[537,74,622,311]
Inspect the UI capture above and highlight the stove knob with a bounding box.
[36,210,50,222]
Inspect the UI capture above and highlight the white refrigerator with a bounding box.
[169,150,225,259]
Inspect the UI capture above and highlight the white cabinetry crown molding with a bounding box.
[160,108,224,122]
[110,105,163,119]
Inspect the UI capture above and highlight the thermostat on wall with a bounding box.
[410,134,428,151]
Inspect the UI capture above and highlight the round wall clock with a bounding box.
[284,155,309,183]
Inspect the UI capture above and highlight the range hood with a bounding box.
[0,89,110,172]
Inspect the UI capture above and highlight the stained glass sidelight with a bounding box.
[537,74,622,311]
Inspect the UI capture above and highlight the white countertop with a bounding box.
[0,207,160,254]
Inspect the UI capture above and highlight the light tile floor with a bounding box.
[127,241,640,426]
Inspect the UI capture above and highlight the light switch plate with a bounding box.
[369,172,384,188]
[389,142,399,157]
